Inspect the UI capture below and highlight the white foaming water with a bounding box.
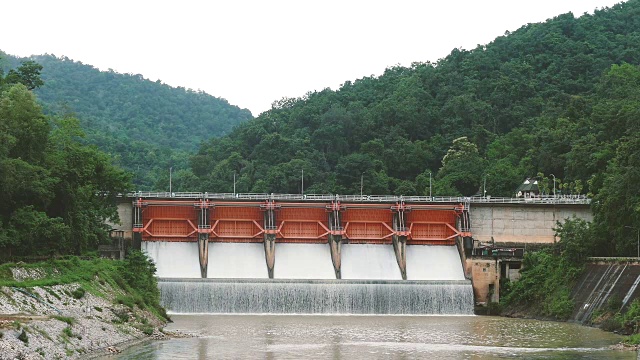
[159,279,475,315]
[406,245,465,280]
[208,243,268,279]
[142,242,200,278]
[341,244,402,280]
[274,244,335,279]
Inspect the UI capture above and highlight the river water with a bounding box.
[111,315,633,359]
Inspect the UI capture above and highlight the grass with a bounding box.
[0,254,168,322]
[51,315,75,326]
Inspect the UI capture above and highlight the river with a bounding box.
[109,315,633,359]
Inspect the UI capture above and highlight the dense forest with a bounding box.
[182,0,640,256]
[0,61,130,256]
[0,53,253,189]
[1,1,639,259]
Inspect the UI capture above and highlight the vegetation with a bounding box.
[0,254,167,321]
[184,0,640,257]
[501,218,592,320]
[0,52,253,189]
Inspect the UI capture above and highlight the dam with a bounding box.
[112,192,591,313]
[127,193,474,315]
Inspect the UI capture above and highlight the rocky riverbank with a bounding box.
[0,261,167,359]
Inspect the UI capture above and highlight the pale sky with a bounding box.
[1,0,625,116]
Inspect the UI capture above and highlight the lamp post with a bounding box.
[550,174,556,198]
[233,172,236,195]
[483,174,489,198]
[428,171,432,199]
[301,169,304,195]
[625,226,640,258]
[169,167,172,195]
[360,173,364,199]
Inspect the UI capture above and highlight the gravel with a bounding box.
[0,275,165,359]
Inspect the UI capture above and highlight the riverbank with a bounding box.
[0,256,168,359]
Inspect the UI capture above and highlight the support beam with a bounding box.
[198,234,209,278]
[328,203,344,279]
[392,202,409,280]
[263,200,278,279]
[196,200,211,278]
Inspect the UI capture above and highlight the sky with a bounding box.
[1,0,626,116]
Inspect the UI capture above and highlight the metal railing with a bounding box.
[126,192,591,205]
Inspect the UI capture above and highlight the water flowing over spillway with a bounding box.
[142,242,200,278]
[146,241,474,315]
[274,244,335,279]
[207,243,268,279]
[341,244,403,280]
[159,278,474,315]
[406,245,466,280]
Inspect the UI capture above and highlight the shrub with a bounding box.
[18,329,28,344]
[71,287,85,299]
[52,315,75,326]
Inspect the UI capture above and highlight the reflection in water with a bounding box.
[107,315,634,360]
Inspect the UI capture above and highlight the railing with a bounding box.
[125,192,591,205]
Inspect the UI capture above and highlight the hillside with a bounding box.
[0,53,253,189]
[187,0,640,256]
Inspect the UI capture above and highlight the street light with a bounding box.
[483,174,489,198]
[428,171,432,199]
[360,173,364,199]
[625,226,640,258]
[169,167,172,195]
[549,174,556,198]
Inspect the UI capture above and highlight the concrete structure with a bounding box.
[470,202,592,245]
[110,193,592,305]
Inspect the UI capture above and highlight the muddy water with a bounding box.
[110,315,634,359]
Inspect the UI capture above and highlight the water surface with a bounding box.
[111,315,633,359]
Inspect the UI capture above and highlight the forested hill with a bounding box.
[189,0,639,197]
[0,53,253,189]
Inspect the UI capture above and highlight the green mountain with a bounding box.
[188,1,640,255]
[0,53,253,189]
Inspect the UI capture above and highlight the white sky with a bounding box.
[1,0,625,116]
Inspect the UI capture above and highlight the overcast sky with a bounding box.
[1,0,626,116]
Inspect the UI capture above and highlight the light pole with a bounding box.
[625,226,640,258]
[428,171,432,199]
[483,174,489,198]
[550,174,556,198]
[301,169,304,195]
[360,173,364,199]
[233,172,236,195]
[169,167,172,195]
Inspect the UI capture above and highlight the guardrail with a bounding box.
[126,192,591,205]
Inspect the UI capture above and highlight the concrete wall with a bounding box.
[106,199,134,240]
[571,260,640,323]
[470,203,592,244]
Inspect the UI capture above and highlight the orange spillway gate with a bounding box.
[132,198,471,245]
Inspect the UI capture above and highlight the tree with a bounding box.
[436,137,486,196]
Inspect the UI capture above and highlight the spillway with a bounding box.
[146,241,474,315]
[159,278,474,315]
[142,242,200,278]
[341,244,402,280]
[207,243,268,279]
[274,244,335,279]
[406,245,466,280]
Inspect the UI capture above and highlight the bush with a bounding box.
[18,329,28,344]
[52,315,75,326]
[71,287,85,299]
